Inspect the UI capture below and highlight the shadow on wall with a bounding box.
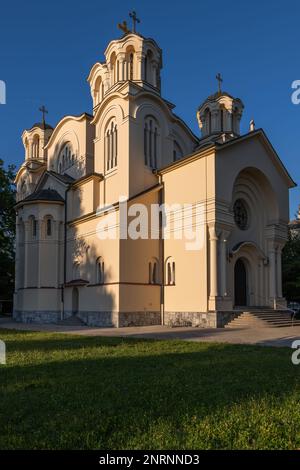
[67,196,116,327]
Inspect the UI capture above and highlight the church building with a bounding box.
[13,15,296,328]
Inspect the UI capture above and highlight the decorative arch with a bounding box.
[231,167,279,226]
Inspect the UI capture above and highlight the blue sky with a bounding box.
[0,0,299,217]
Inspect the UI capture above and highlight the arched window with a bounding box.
[149,259,158,284]
[204,108,212,135]
[105,120,118,171]
[220,106,225,132]
[24,138,29,159]
[144,50,153,84]
[45,216,53,237]
[58,143,74,174]
[94,76,103,106]
[20,180,27,199]
[110,52,117,85]
[29,216,37,238]
[129,53,134,80]
[173,141,183,162]
[144,116,159,168]
[32,135,39,159]
[96,257,105,284]
[165,258,176,285]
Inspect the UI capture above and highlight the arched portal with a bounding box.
[234,258,247,307]
[72,287,79,315]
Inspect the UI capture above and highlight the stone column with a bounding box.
[268,242,277,307]
[37,219,43,289]
[24,220,30,288]
[209,226,219,298]
[276,244,283,298]
[15,218,21,292]
[136,52,144,81]
[220,230,230,297]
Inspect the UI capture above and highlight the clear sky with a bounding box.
[0,0,299,217]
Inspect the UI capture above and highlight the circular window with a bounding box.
[233,199,249,230]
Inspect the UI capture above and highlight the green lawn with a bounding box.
[0,328,300,450]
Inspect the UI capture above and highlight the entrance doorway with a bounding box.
[234,258,247,307]
[72,287,79,315]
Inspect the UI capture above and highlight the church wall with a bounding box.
[161,152,215,316]
[214,136,291,309]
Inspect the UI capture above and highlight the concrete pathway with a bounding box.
[1,317,300,348]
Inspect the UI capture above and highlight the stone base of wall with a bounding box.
[164,311,239,328]
[119,311,161,327]
[13,310,61,324]
[13,310,236,329]
[77,312,119,328]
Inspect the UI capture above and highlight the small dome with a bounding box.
[197,90,244,141]
[30,122,53,131]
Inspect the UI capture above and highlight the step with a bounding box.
[225,309,300,329]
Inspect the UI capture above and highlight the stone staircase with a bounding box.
[225,309,300,328]
[56,315,86,326]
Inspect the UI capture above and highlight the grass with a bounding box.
[0,328,300,450]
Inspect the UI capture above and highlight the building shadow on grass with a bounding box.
[0,335,299,449]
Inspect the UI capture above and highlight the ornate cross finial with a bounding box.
[39,105,48,126]
[118,20,130,34]
[216,73,223,94]
[129,10,140,33]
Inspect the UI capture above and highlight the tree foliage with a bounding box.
[282,229,300,302]
[0,158,16,301]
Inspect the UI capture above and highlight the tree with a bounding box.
[282,228,300,302]
[0,159,16,304]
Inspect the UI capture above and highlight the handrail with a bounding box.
[254,293,297,326]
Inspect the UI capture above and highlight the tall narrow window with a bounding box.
[144,116,160,169]
[144,57,148,81]
[32,218,37,238]
[106,120,118,171]
[46,218,52,237]
[129,53,134,80]
[220,108,224,132]
[96,257,105,284]
[149,260,158,284]
[166,258,176,285]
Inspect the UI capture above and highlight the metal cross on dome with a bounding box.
[129,10,140,33]
[39,105,48,126]
[216,73,223,94]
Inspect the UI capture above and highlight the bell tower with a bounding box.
[87,11,163,113]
